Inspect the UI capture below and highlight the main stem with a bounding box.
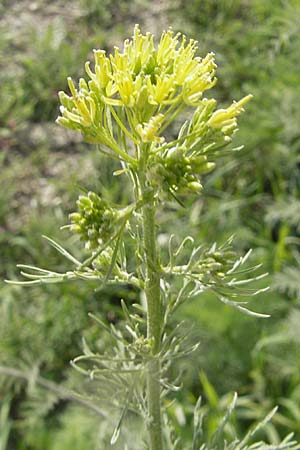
[140,174,163,450]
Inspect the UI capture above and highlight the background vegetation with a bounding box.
[1,0,300,448]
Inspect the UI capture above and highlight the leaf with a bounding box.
[199,371,219,409]
[235,407,278,449]
[265,198,300,231]
[219,296,270,318]
[192,396,204,450]
[42,235,81,265]
[273,266,300,299]
[110,392,130,445]
[210,392,237,449]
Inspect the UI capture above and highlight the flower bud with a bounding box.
[187,181,203,192]
[136,114,164,143]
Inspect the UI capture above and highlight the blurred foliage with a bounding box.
[168,0,300,444]
[19,23,94,122]
[78,0,145,29]
[1,0,300,448]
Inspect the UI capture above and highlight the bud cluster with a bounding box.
[198,247,237,280]
[150,146,215,194]
[69,192,118,250]
[182,95,253,153]
[146,94,252,195]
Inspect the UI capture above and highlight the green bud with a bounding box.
[69,212,82,222]
[77,196,93,209]
[196,161,216,174]
[87,229,98,239]
[216,272,225,278]
[136,85,149,109]
[92,248,115,272]
[196,98,217,122]
[166,147,184,163]
[68,191,121,248]
[70,224,82,233]
[187,181,203,192]
[88,191,100,203]
[58,91,74,109]
[79,78,89,92]
[55,116,79,131]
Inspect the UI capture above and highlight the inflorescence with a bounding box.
[57,25,252,197]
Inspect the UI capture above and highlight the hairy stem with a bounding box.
[140,174,163,450]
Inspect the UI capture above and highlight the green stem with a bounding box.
[108,105,140,145]
[140,166,163,450]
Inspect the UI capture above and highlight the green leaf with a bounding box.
[199,371,219,409]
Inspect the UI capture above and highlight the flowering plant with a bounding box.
[57,25,251,197]
[8,25,299,450]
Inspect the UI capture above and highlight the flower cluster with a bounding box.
[208,94,253,135]
[69,192,118,250]
[56,25,252,196]
[85,25,217,113]
[56,25,217,143]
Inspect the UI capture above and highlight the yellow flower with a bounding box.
[156,28,179,64]
[208,94,253,131]
[68,25,218,112]
[147,74,176,105]
[87,50,112,90]
[136,114,165,143]
[114,73,135,106]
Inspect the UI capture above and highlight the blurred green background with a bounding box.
[1,0,300,448]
